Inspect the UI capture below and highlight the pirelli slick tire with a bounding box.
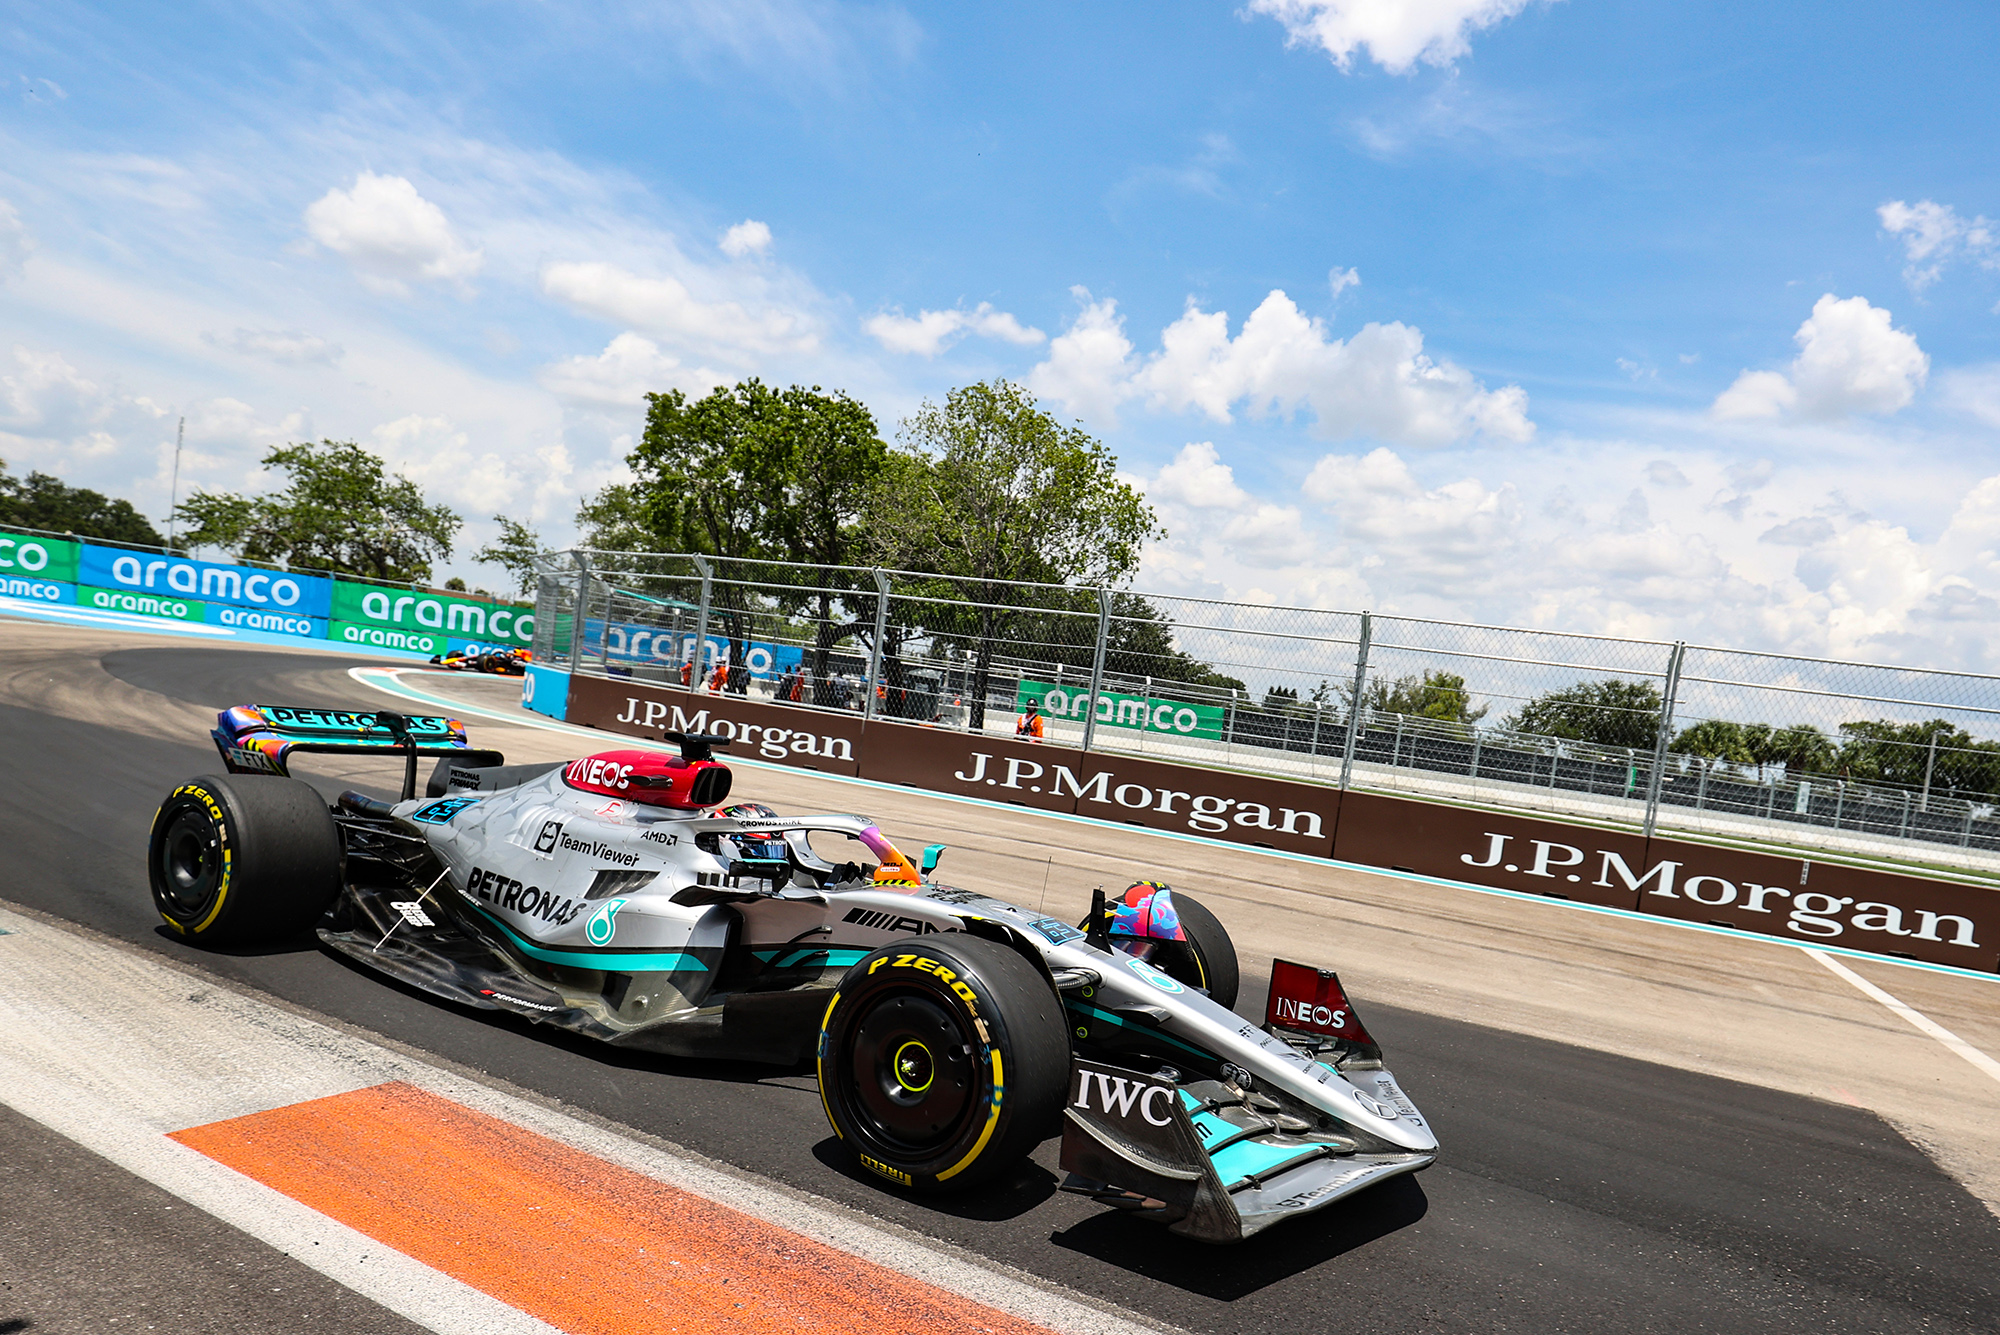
[1156,891,1240,1010]
[148,775,344,947]
[819,934,1068,1195]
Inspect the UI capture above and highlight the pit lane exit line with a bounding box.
[354,666,2000,992]
[1807,949,2000,1088]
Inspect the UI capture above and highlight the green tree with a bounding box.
[1368,671,1488,727]
[1670,718,1755,764]
[1750,723,1838,775]
[625,381,889,692]
[474,516,554,595]
[1834,719,2000,797]
[173,440,460,582]
[575,483,666,553]
[1507,678,1662,750]
[0,459,164,545]
[868,380,1161,728]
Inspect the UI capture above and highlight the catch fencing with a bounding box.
[535,550,2000,878]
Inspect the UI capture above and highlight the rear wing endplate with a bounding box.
[213,705,503,792]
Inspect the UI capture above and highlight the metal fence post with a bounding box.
[1641,641,1685,839]
[570,554,594,677]
[1339,612,1372,791]
[594,585,616,677]
[688,554,712,691]
[863,568,888,721]
[1080,587,1111,752]
[1920,728,1939,811]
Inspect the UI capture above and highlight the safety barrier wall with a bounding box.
[553,672,2000,975]
[0,527,534,660]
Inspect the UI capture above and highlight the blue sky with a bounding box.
[4,0,2000,665]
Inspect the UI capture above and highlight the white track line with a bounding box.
[1807,948,2000,1087]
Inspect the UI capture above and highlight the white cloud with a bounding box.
[540,259,816,361]
[537,332,726,406]
[0,344,172,472]
[0,198,32,282]
[1712,294,1927,422]
[371,413,523,515]
[1142,443,1316,569]
[1938,364,2000,429]
[1029,287,1531,446]
[719,219,773,258]
[1328,266,1360,299]
[205,328,344,366]
[304,171,484,294]
[863,302,1045,356]
[1879,199,1996,291]
[1246,0,1535,74]
[1024,290,1141,424]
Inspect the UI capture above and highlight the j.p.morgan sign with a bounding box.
[561,675,1998,970]
[1460,830,1981,954]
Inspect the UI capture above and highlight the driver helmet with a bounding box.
[719,802,787,862]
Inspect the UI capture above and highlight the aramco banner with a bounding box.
[0,533,80,583]
[79,544,333,618]
[1015,679,1226,740]
[0,527,533,660]
[329,581,535,654]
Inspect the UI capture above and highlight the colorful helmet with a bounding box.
[718,802,778,820]
[1111,880,1186,941]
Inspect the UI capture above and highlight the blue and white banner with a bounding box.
[0,574,76,605]
[582,621,804,678]
[79,546,334,619]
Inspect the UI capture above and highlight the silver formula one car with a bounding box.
[146,704,1437,1242]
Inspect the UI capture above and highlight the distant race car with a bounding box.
[429,647,529,675]
[146,704,1437,1242]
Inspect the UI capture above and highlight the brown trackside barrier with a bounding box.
[1331,791,1648,912]
[1634,836,1995,969]
[565,675,864,776]
[858,722,1339,856]
[558,678,2000,973]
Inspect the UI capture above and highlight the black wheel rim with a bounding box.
[844,991,975,1155]
[157,808,222,917]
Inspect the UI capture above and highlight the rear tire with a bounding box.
[819,934,1068,1194]
[148,775,344,947]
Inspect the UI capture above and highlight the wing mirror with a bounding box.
[920,844,946,876]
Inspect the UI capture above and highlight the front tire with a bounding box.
[148,775,344,947]
[1155,891,1240,1010]
[818,934,1068,1194]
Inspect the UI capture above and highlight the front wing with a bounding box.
[1059,1056,1433,1242]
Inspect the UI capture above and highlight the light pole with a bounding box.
[167,417,184,549]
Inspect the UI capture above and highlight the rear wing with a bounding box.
[213,705,503,798]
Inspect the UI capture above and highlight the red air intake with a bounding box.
[560,749,733,810]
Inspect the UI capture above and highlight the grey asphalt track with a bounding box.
[0,1101,427,1335]
[3,638,1998,1333]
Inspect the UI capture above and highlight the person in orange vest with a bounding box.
[679,657,693,687]
[1016,700,1045,741]
[708,660,728,693]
